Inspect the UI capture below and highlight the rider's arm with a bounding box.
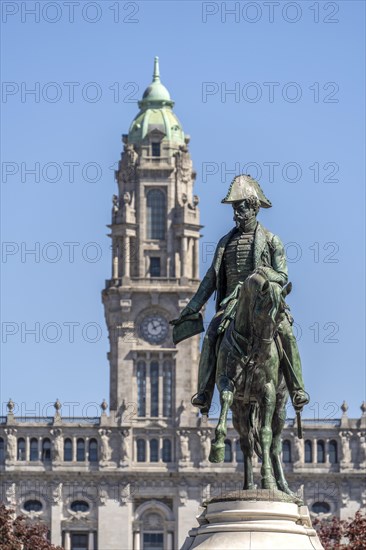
[182,266,216,314]
[260,235,288,286]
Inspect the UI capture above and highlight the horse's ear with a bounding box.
[282,282,292,297]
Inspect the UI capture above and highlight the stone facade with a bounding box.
[1,60,365,550]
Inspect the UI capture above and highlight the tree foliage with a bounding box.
[0,503,63,550]
[313,510,366,550]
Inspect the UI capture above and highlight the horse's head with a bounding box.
[238,272,291,362]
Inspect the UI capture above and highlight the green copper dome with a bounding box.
[128,57,185,145]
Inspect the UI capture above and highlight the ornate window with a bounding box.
[150,439,159,462]
[150,361,159,417]
[149,257,161,277]
[88,439,98,462]
[137,439,146,462]
[137,361,146,417]
[235,440,244,463]
[162,439,172,463]
[163,360,172,417]
[317,440,325,463]
[42,438,51,462]
[30,438,38,461]
[77,438,85,461]
[0,437,5,462]
[305,440,313,463]
[134,501,174,550]
[17,438,26,460]
[146,189,166,240]
[329,440,338,464]
[70,533,88,549]
[136,355,174,418]
[64,438,72,461]
[282,440,292,463]
[24,500,42,512]
[71,500,90,513]
[224,440,232,463]
[312,502,331,514]
[151,142,161,157]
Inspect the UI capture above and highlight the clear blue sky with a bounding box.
[1,1,365,419]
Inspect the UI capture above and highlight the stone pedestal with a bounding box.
[181,490,324,550]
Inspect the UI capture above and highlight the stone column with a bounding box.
[64,532,70,550]
[158,353,163,417]
[146,356,151,417]
[133,531,140,550]
[193,238,199,279]
[181,236,187,277]
[72,437,77,462]
[88,532,94,550]
[325,438,330,464]
[112,239,119,279]
[166,531,174,550]
[125,236,131,278]
[38,436,43,461]
[25,436,30,461]
[312,439,316,463]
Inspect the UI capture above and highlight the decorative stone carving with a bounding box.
[291,431,304,464]
[99,429,112,462]
[119,429,130,466]
[51,481,63,504]
[178,430,191,463]
[120,143,138,184]
[50,428,63,462]
[7,398,15,413]
[4,428,17,462]
[340,431,352,463]
[357,431,366,466]
[5,482,17,506]
[198,430,212,465]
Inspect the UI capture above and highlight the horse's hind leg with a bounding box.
[271,391,297,497]
[232,403,254,490]
[209,376,234,463]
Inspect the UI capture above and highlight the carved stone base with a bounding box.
[181,490,324,550]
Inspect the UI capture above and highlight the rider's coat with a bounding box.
[190,222,288,312]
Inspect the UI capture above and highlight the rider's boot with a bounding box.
[278,318,310,411]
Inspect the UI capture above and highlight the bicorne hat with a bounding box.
[221,174,272,208]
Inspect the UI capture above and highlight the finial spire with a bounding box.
[153,56,160,82]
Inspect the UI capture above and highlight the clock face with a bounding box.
[140,314,169,344]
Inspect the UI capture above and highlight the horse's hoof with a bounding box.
[243,484,255,491]
[261,477,277,490]
[209,443,225,463]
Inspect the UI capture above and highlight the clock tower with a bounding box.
[102,57,202,428]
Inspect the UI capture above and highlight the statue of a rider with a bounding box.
[175,175,309,415]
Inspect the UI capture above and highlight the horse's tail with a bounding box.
[249,402,263,460]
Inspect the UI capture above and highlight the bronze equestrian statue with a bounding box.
[172,175,309,493]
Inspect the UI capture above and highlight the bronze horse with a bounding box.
[209,270,295,496]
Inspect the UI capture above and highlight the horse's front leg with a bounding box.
[260,381,277,489]
[209,376,234,463]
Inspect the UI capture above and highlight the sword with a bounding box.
[296,411,303,439]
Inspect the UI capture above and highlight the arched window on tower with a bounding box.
[150,439,159,462]
[329,440,338,464]
[150,361,159,417]
[64,438,72,462]
[76,438,85,462]
[30,438,38,461]
[88,438,98,462]
[224,440,232,463]
[17,438,26,461]
[0,437,4,463]
[42,438,51,462]
[137,361,146,417]
[162,439,172,463]
[163,360,173,418]
[317,440,325,463]
[146,189,166,240]
[137,439,146,462]
[282,440,292,463]
[305,440,313,463]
